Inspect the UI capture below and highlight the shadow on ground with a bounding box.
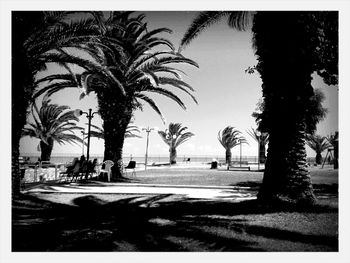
[12,186,338,252]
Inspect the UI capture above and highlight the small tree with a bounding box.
[22,98,83,161]
[247,127,269,163]
[306,134,331,165]
[158,123,194,164]
[218,126,247,164]
[327,132,338,169]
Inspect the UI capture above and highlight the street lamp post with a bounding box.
[239,139,242,167]
[256,131,261,171]
[81,130,86,156]
[74,108,98,161]
[142,127,155,170]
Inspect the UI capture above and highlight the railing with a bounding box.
[21,162,67,183]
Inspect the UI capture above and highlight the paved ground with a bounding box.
[24,181,257,202]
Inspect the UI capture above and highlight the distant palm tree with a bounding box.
[326,132,338,169]
[218,126,247,164]
[88,121,142,140]
[30,11,198,180]
[246,127,269,163]
[158,123,194,164]
[22,98,83,161]
[326,132,338,148]
[306,134,331,165]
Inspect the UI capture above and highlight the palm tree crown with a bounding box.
[246,127,268,145]
[218,126,247,150]
[218,126,247,164]
[31,11,199,122]
[158,123,194,164]
[22,98,83,161]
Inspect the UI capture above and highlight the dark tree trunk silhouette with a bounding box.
[98,92,132,180]
[12,12,44,198]
[170,147,177,164]
[253,12,318,204]
[259,142,266,163]
[40,138,54,162]
[225,148,232,164]
[315,152,323,165]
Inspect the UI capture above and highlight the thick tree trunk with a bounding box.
[12,140,21,199]
[40,139,53,162]
[253,12,318,204]
[170,147,177,164]
[103,113,131,180]
[12,12,44,199]
[258,121,316,204]
[98,93,132,181]
[225,148,232,164]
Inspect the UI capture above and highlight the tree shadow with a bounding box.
[12,191,338,252]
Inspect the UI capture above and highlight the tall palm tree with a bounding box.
[180,11,337,204]
[27,12,198,180]
[22,98,84,161]
[246,127,269,163]
[88,121,142,140]
[306,134,331,165]
[218,126,247,164]
[12,12,68,197]
[158,123,194,164]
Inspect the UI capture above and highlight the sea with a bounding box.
[20,154,264,165]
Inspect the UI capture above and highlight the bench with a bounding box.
[227,161,250,171]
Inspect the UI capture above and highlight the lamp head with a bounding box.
[74,109,83,118]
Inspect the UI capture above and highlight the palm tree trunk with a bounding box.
[225,149,232,164]
[315,152,322,165]
[258,121,316,204]
[98,93,132,181]
[170,146,177,164]
[259,142,266,163]
[253,12,317,204]
[40,139,54,161]
[12,12,44,199]
[12,140,21,199]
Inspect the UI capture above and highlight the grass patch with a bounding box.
[13,166,338,252]
[12,193,338,251]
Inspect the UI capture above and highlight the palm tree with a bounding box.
[12,12,68,197]
[246,128,269,163]
[326,132,338,148]
[180,11,337,204]
[218,126,247,164]
[327,132,338,169]
[158,123,194,164]
[306,134,331,165]
[88,121,142,140]
[27,12,198,180]
[22,98,84,161]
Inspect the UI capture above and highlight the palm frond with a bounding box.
[180,11,230,52]
[180,11,252,52]
[218,126,246,150]
[135,94,165,123]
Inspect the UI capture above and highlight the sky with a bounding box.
[19,11,339,159]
